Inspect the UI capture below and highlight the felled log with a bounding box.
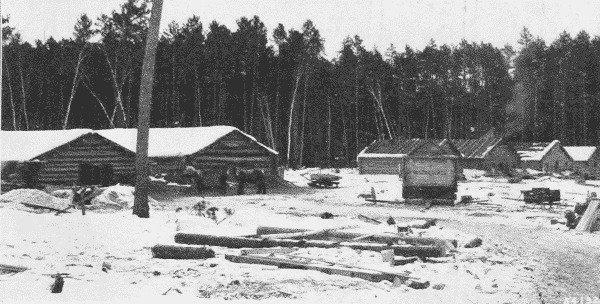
[255,226,456,248]
[240,248,299,255]
[262,225,359,240]
[175,233,446,257]
[357,214,381,225]
[575,199,600,232]
[224,254,428,287]
[0,263,28,273]
[151,244,216,260]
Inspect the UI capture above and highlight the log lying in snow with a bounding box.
[262,225,360,240]
[175,233,447,257]
[151,244,216,260]
[224,254,429,288]
[0,263,28,273]
[255,226,456,248]
[575,199,600,232]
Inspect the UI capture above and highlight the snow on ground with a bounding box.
[2,168,599,302]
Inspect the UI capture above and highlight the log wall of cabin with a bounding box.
[187,131,278,186]
[34,134,136,185]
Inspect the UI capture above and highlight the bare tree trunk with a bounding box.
[3,56,18,130]
[18,57,29,130]
[328,96,332,167]
[194,69,202,126]
[82,78,115,128]
[299,75,308,167]
[102,49,127,127]
[424,99,430,140]
[250,61,257,134]
[243,72,248,131]
[354,71,359,164]
[133,0,162,219]
[274,67,281,151]
[340,99,349,165]
[262,95,275,149]
[367,82,392,139]
[213,77,218,124]
[63,48,86,129]
[286,69,303,167]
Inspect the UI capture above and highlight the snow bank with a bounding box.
[90,185,135,210]
[0,189,70,213]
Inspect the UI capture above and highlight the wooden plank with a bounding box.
[21,202,72,213]
[240,248,299,256]
[575,199,600,232]
[224,254,389,283]
[261,225,359,240]
[357,214,382,225]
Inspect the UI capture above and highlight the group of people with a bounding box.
[180,165,267,195]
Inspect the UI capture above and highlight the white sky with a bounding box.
[2,0,600,58]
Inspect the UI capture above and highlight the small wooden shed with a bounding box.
[357,138,462,174]
[564,146,600,178]
[510,140,573,173]
[452,128,520,171]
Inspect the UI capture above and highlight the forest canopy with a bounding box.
[3,0,600,167]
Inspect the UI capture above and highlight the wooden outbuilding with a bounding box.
[509,140,573,173]
[8,126,279,186]
[452,129,520,172]
[564,146,600,178]
[357,138,462,175]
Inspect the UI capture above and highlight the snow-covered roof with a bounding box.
[0,129,93,162]
[357,138,461,159]
[513,140,562,161]
[95,126,278,158]
[564,146,597,162]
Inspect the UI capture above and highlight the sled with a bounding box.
[301,172,341,188]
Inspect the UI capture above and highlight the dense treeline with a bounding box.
[2,0,600,167]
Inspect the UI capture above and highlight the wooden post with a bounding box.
[133,0,163,218]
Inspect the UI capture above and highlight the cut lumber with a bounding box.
[262,225,359,240]
[575,199,600,232]
[240,248,298,256]
[21,203,72,214]
[357,214,381,225]
[391,256,419,266]
[0,263,28,273]
[151,244,215,260]
[255,226,456,248]
[352,234,375,241]
[175,233,446,257]
[226,254,387,282]
[426,257,455,263]
[224,254,422,284]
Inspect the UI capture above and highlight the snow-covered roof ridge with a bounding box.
[515,140,563,161]
[94,126,278,158]
[564,146,598,162]
[1,129,94,162]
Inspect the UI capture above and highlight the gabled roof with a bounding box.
[95,126,278,158]
[511,140,568,161]
[358,138,461,158]
[0,129,93,162]
[451,128,505,159]
[564,146,598,162]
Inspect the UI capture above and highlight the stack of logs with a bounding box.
[150,215,471,289]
